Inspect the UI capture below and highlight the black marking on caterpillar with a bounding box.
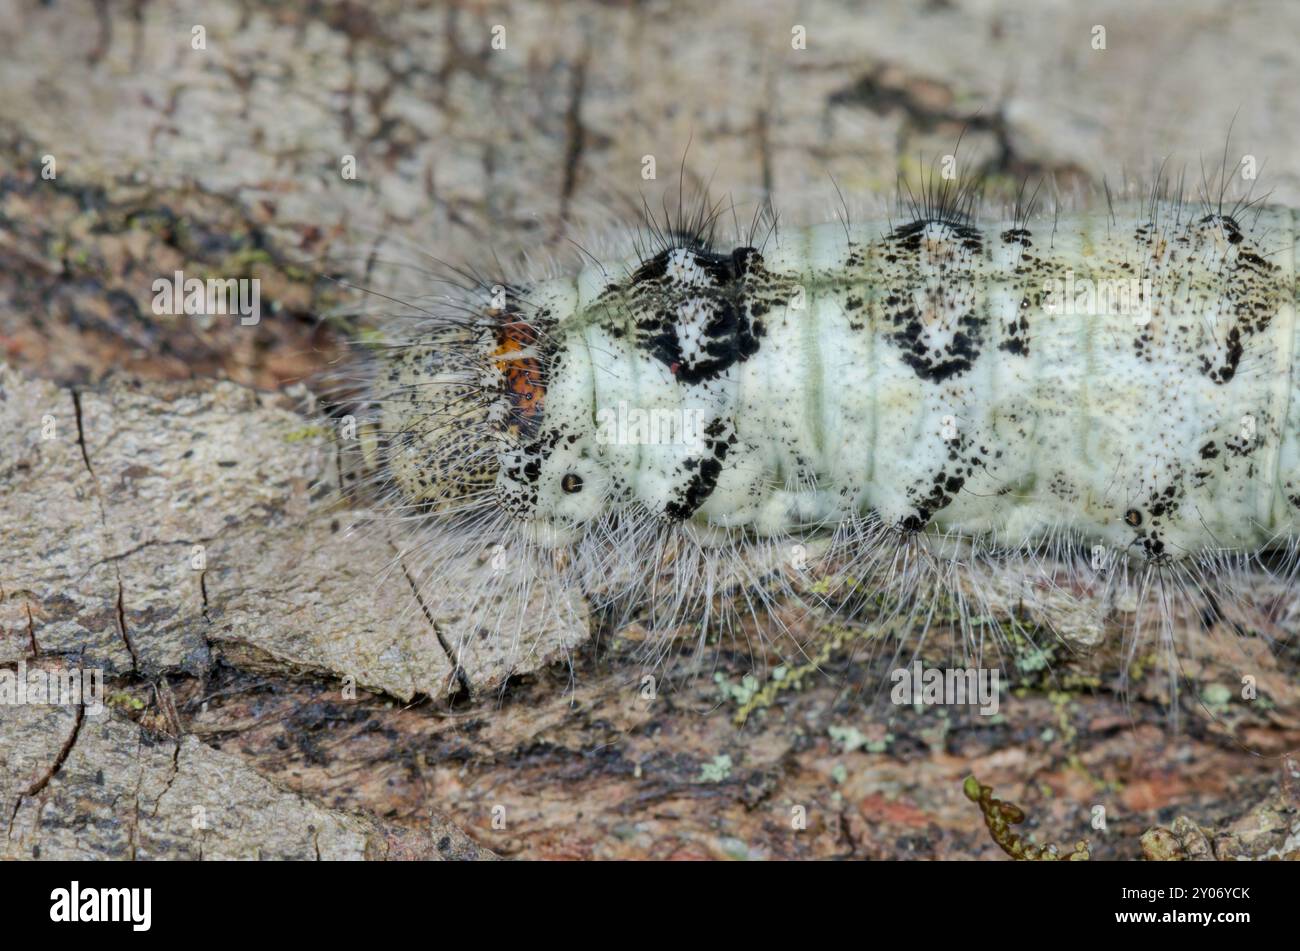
[625,246,768,386]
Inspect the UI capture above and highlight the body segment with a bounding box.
[514,203,1289,553]
[388,201,1299,562]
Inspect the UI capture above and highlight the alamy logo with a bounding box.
[1041,269,1153,324]
[50,882,151,931]
[0,661,103,715]
[890,661,1000,715]
[152,269,261,325]
[594,400,705,449]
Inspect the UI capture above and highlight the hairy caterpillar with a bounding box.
[338,161,1300,724]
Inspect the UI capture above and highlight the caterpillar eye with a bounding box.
[561,473,584,494]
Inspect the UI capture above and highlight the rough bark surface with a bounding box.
[4,0,1300,860]
[2,700,492,860]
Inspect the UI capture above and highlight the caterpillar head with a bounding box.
[380,287,609,544]
[485,297,614,542]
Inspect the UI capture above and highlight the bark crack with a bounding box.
[70,388,96,480]
[7,703,85,839]
[149,739,183,820]
[114,574,138,670]
[199,570,211,623]
[392,541,471,699]
[25,602,38,657]
[70,386,139,670]
[555,44,590,233]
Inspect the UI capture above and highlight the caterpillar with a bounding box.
[338,161,1300,723]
